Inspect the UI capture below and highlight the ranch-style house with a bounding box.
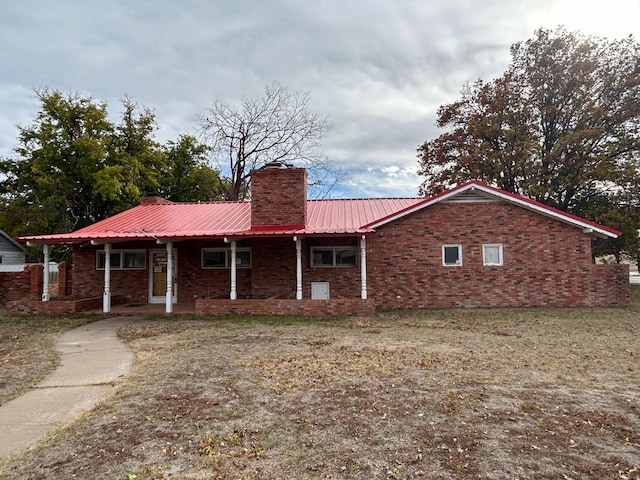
[17,163,629,315]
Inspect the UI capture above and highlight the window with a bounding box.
[335,248,356,266]
[124,251,146,268]
[235,249,251,266]
[202,249,226,268]
[483,244,503,266]
[96,250,145,270]
[201,248,252,268]
[442,244,462,266]
[311,246,357,267]
[312,248,333,266]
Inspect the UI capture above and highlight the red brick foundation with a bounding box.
[195,298,374,316]
[6,297,102,314]
[5,295,126,315]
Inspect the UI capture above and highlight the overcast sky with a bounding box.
[1,1,638,198]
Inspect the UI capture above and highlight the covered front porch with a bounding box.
[20,234,373,316]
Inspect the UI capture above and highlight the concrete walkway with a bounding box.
[0,317,137,460]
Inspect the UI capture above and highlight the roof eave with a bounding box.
[469,183,621,238]
[366,181,620,239]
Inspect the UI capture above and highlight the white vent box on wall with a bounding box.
[311,282,330,300]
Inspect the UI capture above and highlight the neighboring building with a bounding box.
[0,229,32,306]
[18,164,629,314]
[0,229,26,265]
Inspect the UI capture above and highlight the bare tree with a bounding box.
[200,83,342,200]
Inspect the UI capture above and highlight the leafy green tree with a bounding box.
[0,89,113,236]
[0,89,224,254]
[417,27,640,263]
[93,96,166,214]
[158,135,225,202]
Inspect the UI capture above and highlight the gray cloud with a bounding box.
[1,0,637,196]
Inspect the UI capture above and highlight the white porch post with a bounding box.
[295,237,302,300]
[103,242,111,313]
[229,240,237,300]
[42,244,50,302]
[360,236,367,300]
[166,242,173,313]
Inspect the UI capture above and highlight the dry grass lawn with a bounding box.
[0,314,95,406]
[1,289,639,479]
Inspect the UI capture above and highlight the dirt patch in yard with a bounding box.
[0,291,639,479]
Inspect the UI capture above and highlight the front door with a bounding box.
[149,250,177,304]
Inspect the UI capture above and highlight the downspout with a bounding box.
[42,244,50,302]
[166,242,173,313]
[360,235,367,300]
[294,236,302,300]
[103,242,111,313]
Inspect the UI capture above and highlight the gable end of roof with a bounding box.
[366,181,620,239]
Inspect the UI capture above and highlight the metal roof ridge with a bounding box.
[138,200,250,205]
[306,197,421,202]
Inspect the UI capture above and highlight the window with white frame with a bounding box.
[311,246,357,267]
[96,250,146,270]
[483,244,503,266]
[201,248,251,268]
[442,244,462,266]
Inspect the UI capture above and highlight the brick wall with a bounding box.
[304,237,361,298]
[251,238,297,298]
[177,240,252,301]
[168,237,361,301]
[251,166,307,227]
[195,298,374,316]
[58,261,72,297]
[72,243,147,303]
[6,297,103,314]
[0,263,76,305]
[366,201,629,308]
[0,264,42,303]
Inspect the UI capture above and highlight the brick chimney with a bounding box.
[250,163,307,228]
[140,196,174,205]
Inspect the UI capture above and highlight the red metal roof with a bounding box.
[18,181,619,244]
[306,198,422,234]
[19,197,424,244]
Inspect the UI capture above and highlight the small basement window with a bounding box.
[311,246,357,267]
[442,244,462,266]
[202,248,252,268]
[96,250,146,270]
[483,244,503,266]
